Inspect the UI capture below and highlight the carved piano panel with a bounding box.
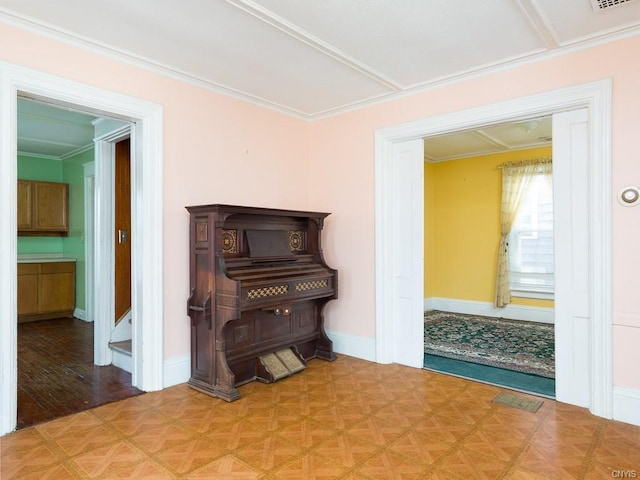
[186,204,338,401]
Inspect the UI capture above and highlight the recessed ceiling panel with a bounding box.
[480,117,553,147]
[252,0,547,87]
[17,138,77,158]
[423,117,552,162]
[17,99,96,158]
[424,131,502,161]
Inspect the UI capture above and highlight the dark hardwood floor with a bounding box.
[17,318,143,430]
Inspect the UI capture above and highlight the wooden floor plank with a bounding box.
[17,318,143,429]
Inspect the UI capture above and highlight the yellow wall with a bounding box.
[424,146,554,308]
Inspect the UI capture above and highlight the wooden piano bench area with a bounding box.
[186,204,338,402]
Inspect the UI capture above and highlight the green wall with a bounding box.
[18,149,93,313]
[63,149,93,312]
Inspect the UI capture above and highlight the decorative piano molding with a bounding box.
[247,284,289,299]
[289,230,304,251]
[196,222,208,242]
[222,229,237,254]
[295,279,328,292]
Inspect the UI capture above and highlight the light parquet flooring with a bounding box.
[2,355,639,479]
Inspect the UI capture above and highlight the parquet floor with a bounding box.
[17,318,143,429]
[2,355,639,479]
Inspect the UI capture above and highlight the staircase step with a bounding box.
[109,340,132,356]
[109,340,133,373]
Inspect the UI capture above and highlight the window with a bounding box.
[508,174,554,299]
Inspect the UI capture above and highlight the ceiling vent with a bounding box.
[590,0,638,11]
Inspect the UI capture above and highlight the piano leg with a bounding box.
[316,303,337,361]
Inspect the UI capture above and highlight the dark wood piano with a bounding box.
[186,204,338,401]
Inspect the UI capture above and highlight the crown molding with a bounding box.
[0,8,638,122]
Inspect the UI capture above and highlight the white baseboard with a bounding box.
[326,330,376,362]
[73,308,87,321]
[613,387,640,427]
[163,354,190,388]
[424,297,554,324]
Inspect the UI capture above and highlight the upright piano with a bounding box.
[186,204,338,401]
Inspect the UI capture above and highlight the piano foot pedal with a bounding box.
[258,348,306,383]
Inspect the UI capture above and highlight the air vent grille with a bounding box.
[590,0,638,11]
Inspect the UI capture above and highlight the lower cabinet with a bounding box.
[17,261,75,323]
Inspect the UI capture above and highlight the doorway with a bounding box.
[15,101,140,428]
[374,80,613,420]
[421,116,555,397]
[115,138,132,326]
[0,64,164,436]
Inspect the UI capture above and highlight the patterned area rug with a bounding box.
[424,310,555,378]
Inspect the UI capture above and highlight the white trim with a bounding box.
[425,297,555,324]
[0,69,18,437]
[94,124,131,143]
[613,387,640,427]
[326,329,377,363]
[83,162,95,325]
[510,289,554,301]
[163,355,191,389]
[93,128,129,367]
[0,62,164,436]
[375,79,612,420]
[73,308,87,321]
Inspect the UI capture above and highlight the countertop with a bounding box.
[18,255,77,264]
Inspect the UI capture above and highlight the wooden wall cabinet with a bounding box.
[18,180,69,236]
[17,261,76,323]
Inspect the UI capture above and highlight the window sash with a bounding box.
[509,174,554,297]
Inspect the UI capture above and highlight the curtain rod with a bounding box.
[498,157,552,169]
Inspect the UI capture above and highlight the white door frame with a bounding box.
[83,161,95,324]
[375,79,612,419]
[93,125,132,366]
[0,62,164,435]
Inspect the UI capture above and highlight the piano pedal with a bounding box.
[258,347,306,383]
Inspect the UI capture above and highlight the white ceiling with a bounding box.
[1,0,639,121]
[8,1,639,159]
[17,99,97,160]
[423,116,552,162]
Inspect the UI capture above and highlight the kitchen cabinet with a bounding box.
[17,261,76,323]
[17,180,69,235]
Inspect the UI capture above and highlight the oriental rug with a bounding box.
[424,310,555,379]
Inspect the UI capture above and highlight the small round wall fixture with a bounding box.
[617,186,640,207]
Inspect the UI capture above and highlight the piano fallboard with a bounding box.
[225,261,335,309]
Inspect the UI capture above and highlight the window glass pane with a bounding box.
[509,174,554,294]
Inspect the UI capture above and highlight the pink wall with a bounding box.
[309,35,640,390]
[3,21,639,391]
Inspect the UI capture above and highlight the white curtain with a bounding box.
[495,158,552,307]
